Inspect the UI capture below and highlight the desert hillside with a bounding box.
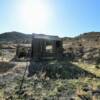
[0,31,100,45]
[0,31,32,43]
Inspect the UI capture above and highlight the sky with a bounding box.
[0,0,100,37]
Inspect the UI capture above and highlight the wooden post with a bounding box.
[16,44,20,58]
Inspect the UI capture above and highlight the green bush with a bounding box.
[95,57,100,69]
[95,65,100,69]
[96,57,100,64]
[18,47,27,58]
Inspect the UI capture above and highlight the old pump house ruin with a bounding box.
[31,34,63,59]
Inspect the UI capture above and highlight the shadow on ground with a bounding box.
[0,62,15,73]
[28,58,98,79]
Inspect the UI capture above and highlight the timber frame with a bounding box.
[31,33,63,59]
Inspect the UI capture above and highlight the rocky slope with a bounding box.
[0,31,32,43]
[0,31,100,44]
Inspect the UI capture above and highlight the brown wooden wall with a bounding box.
[31,38,63,59]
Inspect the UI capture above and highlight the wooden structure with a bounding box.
[31,34,63,59]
